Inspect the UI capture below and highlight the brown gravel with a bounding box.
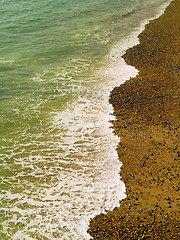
[88,0,180,239]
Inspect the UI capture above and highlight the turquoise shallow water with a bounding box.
[0,0,171,239]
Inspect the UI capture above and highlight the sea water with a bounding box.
[0,0,171,239]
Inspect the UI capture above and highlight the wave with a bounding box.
[121,8,137,18]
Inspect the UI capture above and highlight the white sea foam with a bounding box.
[0,59,15,64]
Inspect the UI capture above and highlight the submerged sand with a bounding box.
[88,0,180,239]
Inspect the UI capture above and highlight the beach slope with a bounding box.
[88,0,180,239]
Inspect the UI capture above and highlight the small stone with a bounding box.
[141,161,146,166]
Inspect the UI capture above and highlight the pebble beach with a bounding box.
[88,0,180,239]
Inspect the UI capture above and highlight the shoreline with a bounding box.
[88,0,179,239]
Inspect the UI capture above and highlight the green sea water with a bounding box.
[0,0,171,239]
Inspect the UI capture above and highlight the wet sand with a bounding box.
[88,0,180,239]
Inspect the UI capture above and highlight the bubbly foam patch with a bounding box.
[0,59,15,64]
